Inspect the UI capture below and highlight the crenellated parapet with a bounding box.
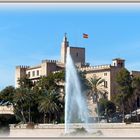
[15,65,30,88]
[16,65,30,69]
[42,59,58,63]
[80,64,111,72]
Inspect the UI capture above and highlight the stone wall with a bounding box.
[0,105,14,114]
[9,123,140,137]
[69,47,85,65]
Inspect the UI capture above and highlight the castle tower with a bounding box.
[112,58,125,68]
[15,66,29,88]
[60,33,69,64]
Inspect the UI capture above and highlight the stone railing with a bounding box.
[16,65,29,69]
[9,123,140,137]
[80,64,111,72]
[10,123,140,129]
[0,105,14,114]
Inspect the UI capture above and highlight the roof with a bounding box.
[69,46,85,50]
[27,65,41,70]
[112,58,125,61]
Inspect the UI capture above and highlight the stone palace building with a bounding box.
[15,34,140,102]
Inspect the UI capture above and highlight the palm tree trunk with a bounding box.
[29,104,31,123]
[21,107,26,123]
[122,102,125,123]
[121,96,125,123]
[136,100,139,122]
[96,102,99,123]
[105,109,109,123]
[44,112,46,123]
[129,98,132,123]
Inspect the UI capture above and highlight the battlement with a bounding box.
[42,59,58,63]
[131,71,140,77]
[16,65,29,69]
[80,64,111,71]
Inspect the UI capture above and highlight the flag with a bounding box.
[83,33,88,38]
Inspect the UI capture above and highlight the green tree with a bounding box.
[88,76,106,102]
[0,86,15,104]
[36,71,65,108]
[38,89,64,123]
[0,86,17,126]
[17,75,33,89]
[132,77,140,121]
[37,71,65,91]
[14,76,35,123]
[114,68,133,122]
[98,98,116,122]
[13,71,65,124]
[88,76,107,122]
[13,88,28,123]
[13,87,39,123]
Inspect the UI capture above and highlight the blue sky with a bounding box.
[1,3,140,89]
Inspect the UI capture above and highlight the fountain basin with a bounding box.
[9,123,140,137]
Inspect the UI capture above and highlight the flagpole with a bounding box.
[82,33,89,66]
[82,33,89,48]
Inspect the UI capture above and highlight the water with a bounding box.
[65,52,89,133]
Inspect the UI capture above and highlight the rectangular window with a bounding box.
[37,70,39,76]
[32,71,35,77]
[104,81,108,88]
[28,72,30,77]
[104,73,107,76]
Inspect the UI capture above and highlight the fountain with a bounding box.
[65,51,89,134]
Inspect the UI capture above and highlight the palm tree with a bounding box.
[88,76,107,122]
[17,75,33,89]
[37,71,65,92]
[38,89,64,123]
[13,87,35,123]
[88,76,107,101]
[13,88,28,123]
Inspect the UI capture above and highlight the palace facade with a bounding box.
[15,34,140,101]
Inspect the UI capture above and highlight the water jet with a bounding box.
[65,51,89,134]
